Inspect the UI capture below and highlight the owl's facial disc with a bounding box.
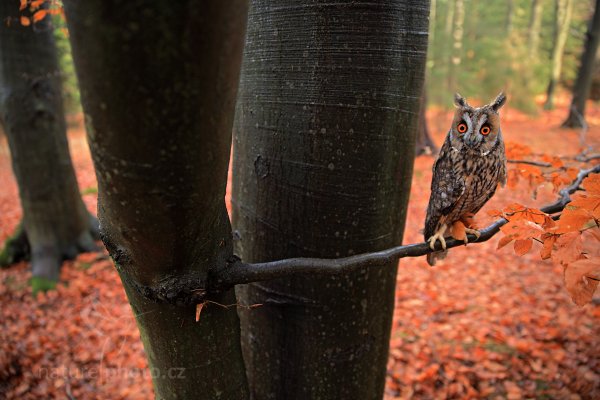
[461,111,497,148]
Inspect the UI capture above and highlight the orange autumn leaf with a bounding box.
[500,218,544,241]
[550,156,564,169]
[565,167,579,181]
[552,232,584,265]
[497,235,513,249]
[20,15,30,26]
[487,209,502,218]
[506,169,520,189]
[564,257,600,306]
[32,9,46,23]
[589,227,600,242]
[569,193,600,219]
[19,0,27,10]
[555,207,593,234]
[514,238,533,256]
[504,141,532,158]
[540,234,557,260]
[581,173,600,194]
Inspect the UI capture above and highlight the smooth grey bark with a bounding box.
[63,1,249,399]
[545,0,573,110]
[562,0,600,128]
[0,1,98,283]
[232,1,429,399]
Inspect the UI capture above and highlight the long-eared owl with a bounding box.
[424,93,507,266]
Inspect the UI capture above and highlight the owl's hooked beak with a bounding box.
[464,133,480,148]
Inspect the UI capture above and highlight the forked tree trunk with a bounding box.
[562,0,600,128]
[545,0,573,110]
[232,1,429,399]
[63,1,249,398]
[0,1,98,287]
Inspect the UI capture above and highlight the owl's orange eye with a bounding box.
[480,125,491,135]
[457,123,468,133]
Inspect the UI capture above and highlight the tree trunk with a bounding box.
[416,90,438,155]
[430,0,437,45]
[562,0,600,128]
[63,1,250,399]
[444,0,455,38]
[447,0,464,92]
[232,1,429,399]
[528,0,544,60]
[506,0,515,35]
[0,1,98,287]
[545,0,573,110]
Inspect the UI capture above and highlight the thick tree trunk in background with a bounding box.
[588,52,600,100]
[416,91,438,155]
[545,0,573,110]
[444,0,455,37]
[0,1,98,286]
[562,0,600,128]
[232,1,429,399]
[430,0,437,45]
[447,0,464,92]
[528,0,544,60]
[63,1,249,399]
[506,0,515,35]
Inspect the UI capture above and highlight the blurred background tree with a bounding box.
[52,13,80,115]
[427,0,594,113]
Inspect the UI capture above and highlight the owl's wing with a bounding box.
[497,139,507,187]
[424,135,465,239]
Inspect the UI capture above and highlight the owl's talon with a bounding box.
[465,228,481,242]
[428,233,447,251]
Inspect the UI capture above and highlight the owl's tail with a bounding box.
[427,250,448,266]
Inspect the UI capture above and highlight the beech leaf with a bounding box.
[581,173,600,195]
[564,258,600,306]
[514,239,533,256]
[552,232,583,265]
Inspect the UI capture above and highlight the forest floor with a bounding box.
[0,96,599,399]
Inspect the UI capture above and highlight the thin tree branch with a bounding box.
[217,165,600,287]
[576,153,600,162]
[507,159,552,167]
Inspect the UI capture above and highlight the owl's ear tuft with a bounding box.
[454,93,467,108]
[491,92,507,111]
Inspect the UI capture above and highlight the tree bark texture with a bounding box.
[562,0,600,128]
[545,0,573,110]
[63,1,249,399]
[0,1,97,282]
[232,1,429,399]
